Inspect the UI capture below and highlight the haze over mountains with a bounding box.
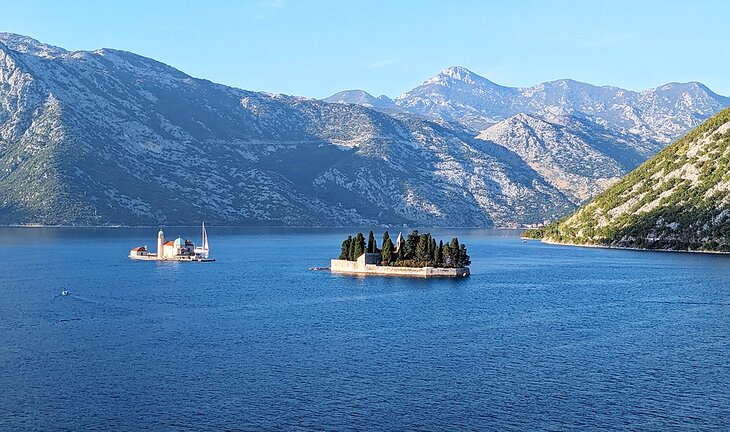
[0,33,728,227]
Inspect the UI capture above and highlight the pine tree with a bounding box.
[443,244,452,267]
[450,237,460,268]
[416,235,430,263]
[458,244,471,267]
[381,238,393,266]
[367,230,376,253]
[339,236,352,260]
[405,230,419,259]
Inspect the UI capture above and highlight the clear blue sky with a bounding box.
[1,0,728,98]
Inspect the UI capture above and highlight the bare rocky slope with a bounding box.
[524,107,730,252]
[0,33,574,227]
[2,33,728,227]
[327,67,729,206]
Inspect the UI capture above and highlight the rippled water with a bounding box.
[1,227,729,430]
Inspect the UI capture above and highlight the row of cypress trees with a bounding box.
[338,230,470,268]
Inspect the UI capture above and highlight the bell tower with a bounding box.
[157,229,165,258]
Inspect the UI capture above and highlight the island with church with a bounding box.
[128,223,214,262]
[330,230,471,278]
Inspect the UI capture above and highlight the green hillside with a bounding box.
[524,107,730,252]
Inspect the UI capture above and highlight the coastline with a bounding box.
[0,223,529,230]
[522,237,730,256]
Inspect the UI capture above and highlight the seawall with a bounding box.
[330,259,470,278]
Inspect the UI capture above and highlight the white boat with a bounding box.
[194,222,210,259]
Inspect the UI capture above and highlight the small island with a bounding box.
[331,230,470,278]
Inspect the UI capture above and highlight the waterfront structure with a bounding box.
[331,230,470,278]
[331,252,470,278]
[129,224,214,262]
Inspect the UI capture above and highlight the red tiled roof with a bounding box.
[163,241,174,246]
[132,246,147,251]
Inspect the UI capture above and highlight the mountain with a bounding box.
[524,107,730,252]
[476,112,656,203]
[325,67,728,207]
[393,66,520,131]
[0,33,574,227]
[323,90,401,111]
[390,67,730,142]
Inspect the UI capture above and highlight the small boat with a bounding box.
[61,290,70,296]
[193,222,211,259]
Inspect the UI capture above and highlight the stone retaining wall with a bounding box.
[330,259,469,278]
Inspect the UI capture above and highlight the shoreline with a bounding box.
[0,224,528,230]
[522,237,730,256]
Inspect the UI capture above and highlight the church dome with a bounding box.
[173,237,185,248]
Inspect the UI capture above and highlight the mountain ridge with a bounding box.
[1,33,728,227]
[524,107,730,252]
[0,33,575,227]
[325,66,730,141]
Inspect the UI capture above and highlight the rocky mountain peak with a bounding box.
[422,65,501,89]
[0,32,66,57]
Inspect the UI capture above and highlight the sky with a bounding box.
[0,0,728,99]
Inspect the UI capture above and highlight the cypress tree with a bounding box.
[382,231,390,249]
[435,240,444,267]
[354,232,365,259]
[348,235,356,260]
[397,243,405,262]
[367,230,376,253]
[339,236,352,260]
[430,237,437,261]
[381,238,393,266]
[416,235,430,263]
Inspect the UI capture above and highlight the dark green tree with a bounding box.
[443,244,452,267]
[416,235,430,263]
[381,238,393,266]
[435,240,444,267]
[430,237,437,261]
[382,231,390,249]
[348,235,356,260]
[458,244,471,267]
[339,236,352,260]
[450,237,460,267]
[367,230,376,253]
[354,232,366,259]
[405,230,420,259]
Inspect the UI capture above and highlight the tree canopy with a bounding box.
[337,230,470,268]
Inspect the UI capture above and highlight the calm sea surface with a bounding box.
[1,227,729,431]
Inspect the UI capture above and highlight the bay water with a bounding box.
[1,227,729,430]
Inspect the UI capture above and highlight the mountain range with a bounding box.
[1,33,728,226]
[328,67,729,205]
[524,106,730,252]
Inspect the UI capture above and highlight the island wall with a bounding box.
[330,255,470,278]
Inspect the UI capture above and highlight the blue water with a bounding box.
[1,227,729,431]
